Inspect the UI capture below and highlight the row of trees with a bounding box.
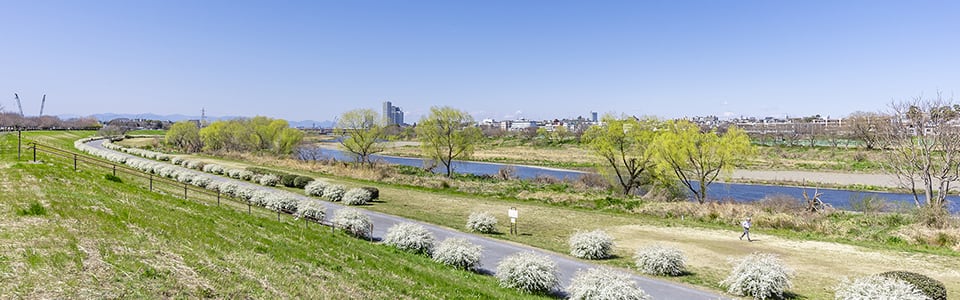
[0,112,101,130]
[335,106,480,177]
[165,116,304,155]
[584,115,753,204]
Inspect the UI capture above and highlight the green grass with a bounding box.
[126,129,166,135]
[0,132,543,299]
[16,202,47,216]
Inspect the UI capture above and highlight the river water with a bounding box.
[301,147,959,213]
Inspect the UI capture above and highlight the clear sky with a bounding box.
[3,1,960,122]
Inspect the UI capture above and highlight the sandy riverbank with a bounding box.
[732,169,901,189]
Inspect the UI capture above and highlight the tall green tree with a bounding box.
[165,121,202,152]
[651,120,753,204]
[583,115,659,195]
[335,108,385,166]
[198,116,302,154]
[416,106,482,177]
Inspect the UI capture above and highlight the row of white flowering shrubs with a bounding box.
[76,137,307,217]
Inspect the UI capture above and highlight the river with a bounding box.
[300,147,960,213]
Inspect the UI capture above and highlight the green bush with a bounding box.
[293,176,314,189]
[18,202,47,216]
[878,271,946,300]
[280,174,297,187]
[361,187,380,200]
[104,174,123,183]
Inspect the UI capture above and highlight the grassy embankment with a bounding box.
[0,131,542,299]
[114,135,960,299]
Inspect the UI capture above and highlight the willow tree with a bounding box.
[335,108,385,166]
[583,115,659,195]
[165,121,202,152]
[652,120,753,204]
[416,106,481,177]
[878,94,959,226]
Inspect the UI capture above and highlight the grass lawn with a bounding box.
[126,129,166,135]
[0,132,543,299]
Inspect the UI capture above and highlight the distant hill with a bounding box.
[60,113,334,128]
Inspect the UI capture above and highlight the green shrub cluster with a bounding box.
[246,167,314,188]
[878,271,946,300]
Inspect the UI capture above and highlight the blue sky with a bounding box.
[2,1,959,122]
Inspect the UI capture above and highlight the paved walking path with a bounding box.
[88,139,725,299]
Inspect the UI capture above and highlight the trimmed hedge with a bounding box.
[879,271,946,300]
[361,187,379,200]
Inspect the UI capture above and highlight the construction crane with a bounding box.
[13,93,24,116]
[39,94,46,117]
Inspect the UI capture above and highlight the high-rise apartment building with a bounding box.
[382,101,404,126]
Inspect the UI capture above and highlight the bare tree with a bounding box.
[879,93,959,216]
[845,111,886,149]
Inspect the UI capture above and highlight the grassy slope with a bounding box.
[0,132,541,299]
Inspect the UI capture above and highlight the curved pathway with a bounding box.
[88,139,725,299]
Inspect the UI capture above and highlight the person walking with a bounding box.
[739,217,753,242]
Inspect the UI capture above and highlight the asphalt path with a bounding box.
[88,139,726,299]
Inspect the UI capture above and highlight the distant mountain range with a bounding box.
[59,113,334,129]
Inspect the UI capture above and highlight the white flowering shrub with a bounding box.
[267,194,299,213]
[185,160,204,170]
[721,252,793,300]
[835,275,929,300]
[323,184,346,201]
[202,164,218,173]
[239,170,254,181]
[248,189,272,207]
[226,168,243,179]
[175,171,196,184]
[567,267,651,300]
[432,238,482,271]
[172,157,185,165]
[259,174,280,186]
[333,207,372,238]
[466,211,498,233]
[251,174,264,184]
[192,176,212,188]
[634,244,686,276]
[218,182,239,197]
[297,199,326,221]
[568,230,614,260]
[383,223,435,255]
[342,188,372,205]
[495,251,559,294]
[235,186,258,201]
[305,180,328,197]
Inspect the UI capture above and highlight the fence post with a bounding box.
[17,129,21,160]
[183,183,188,199]
[73,154,77,171]
[277,210,281,222]
[149,174,153,191]
[112,165,116,176]
[217,190,221,207]
[248,202,251,214]
[32,143,36,162]
[369,224,374,242]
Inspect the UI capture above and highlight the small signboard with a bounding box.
[508,207,518,222]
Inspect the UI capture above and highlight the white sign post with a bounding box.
[508,207,518,235]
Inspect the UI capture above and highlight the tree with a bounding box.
[845,111,887,149]
[652,120,753,204]
[165,121,202,152]
[416,106,481,177]
[878,94,958,221]
[335,109,385,166]
[274,127,304,155]
[198,116,302,154]
[583,115,658,195]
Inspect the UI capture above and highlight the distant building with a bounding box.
[382,101,404,126]
[591,111,599,123]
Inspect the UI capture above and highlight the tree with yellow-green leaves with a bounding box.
[416,106,482,177]
[165,121,202,152]
[335,108,385,166]
[583,115,660,195]
[196,116,302,155]
[651,120,753,204]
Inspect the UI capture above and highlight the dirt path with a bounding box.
[606,225,960,299]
